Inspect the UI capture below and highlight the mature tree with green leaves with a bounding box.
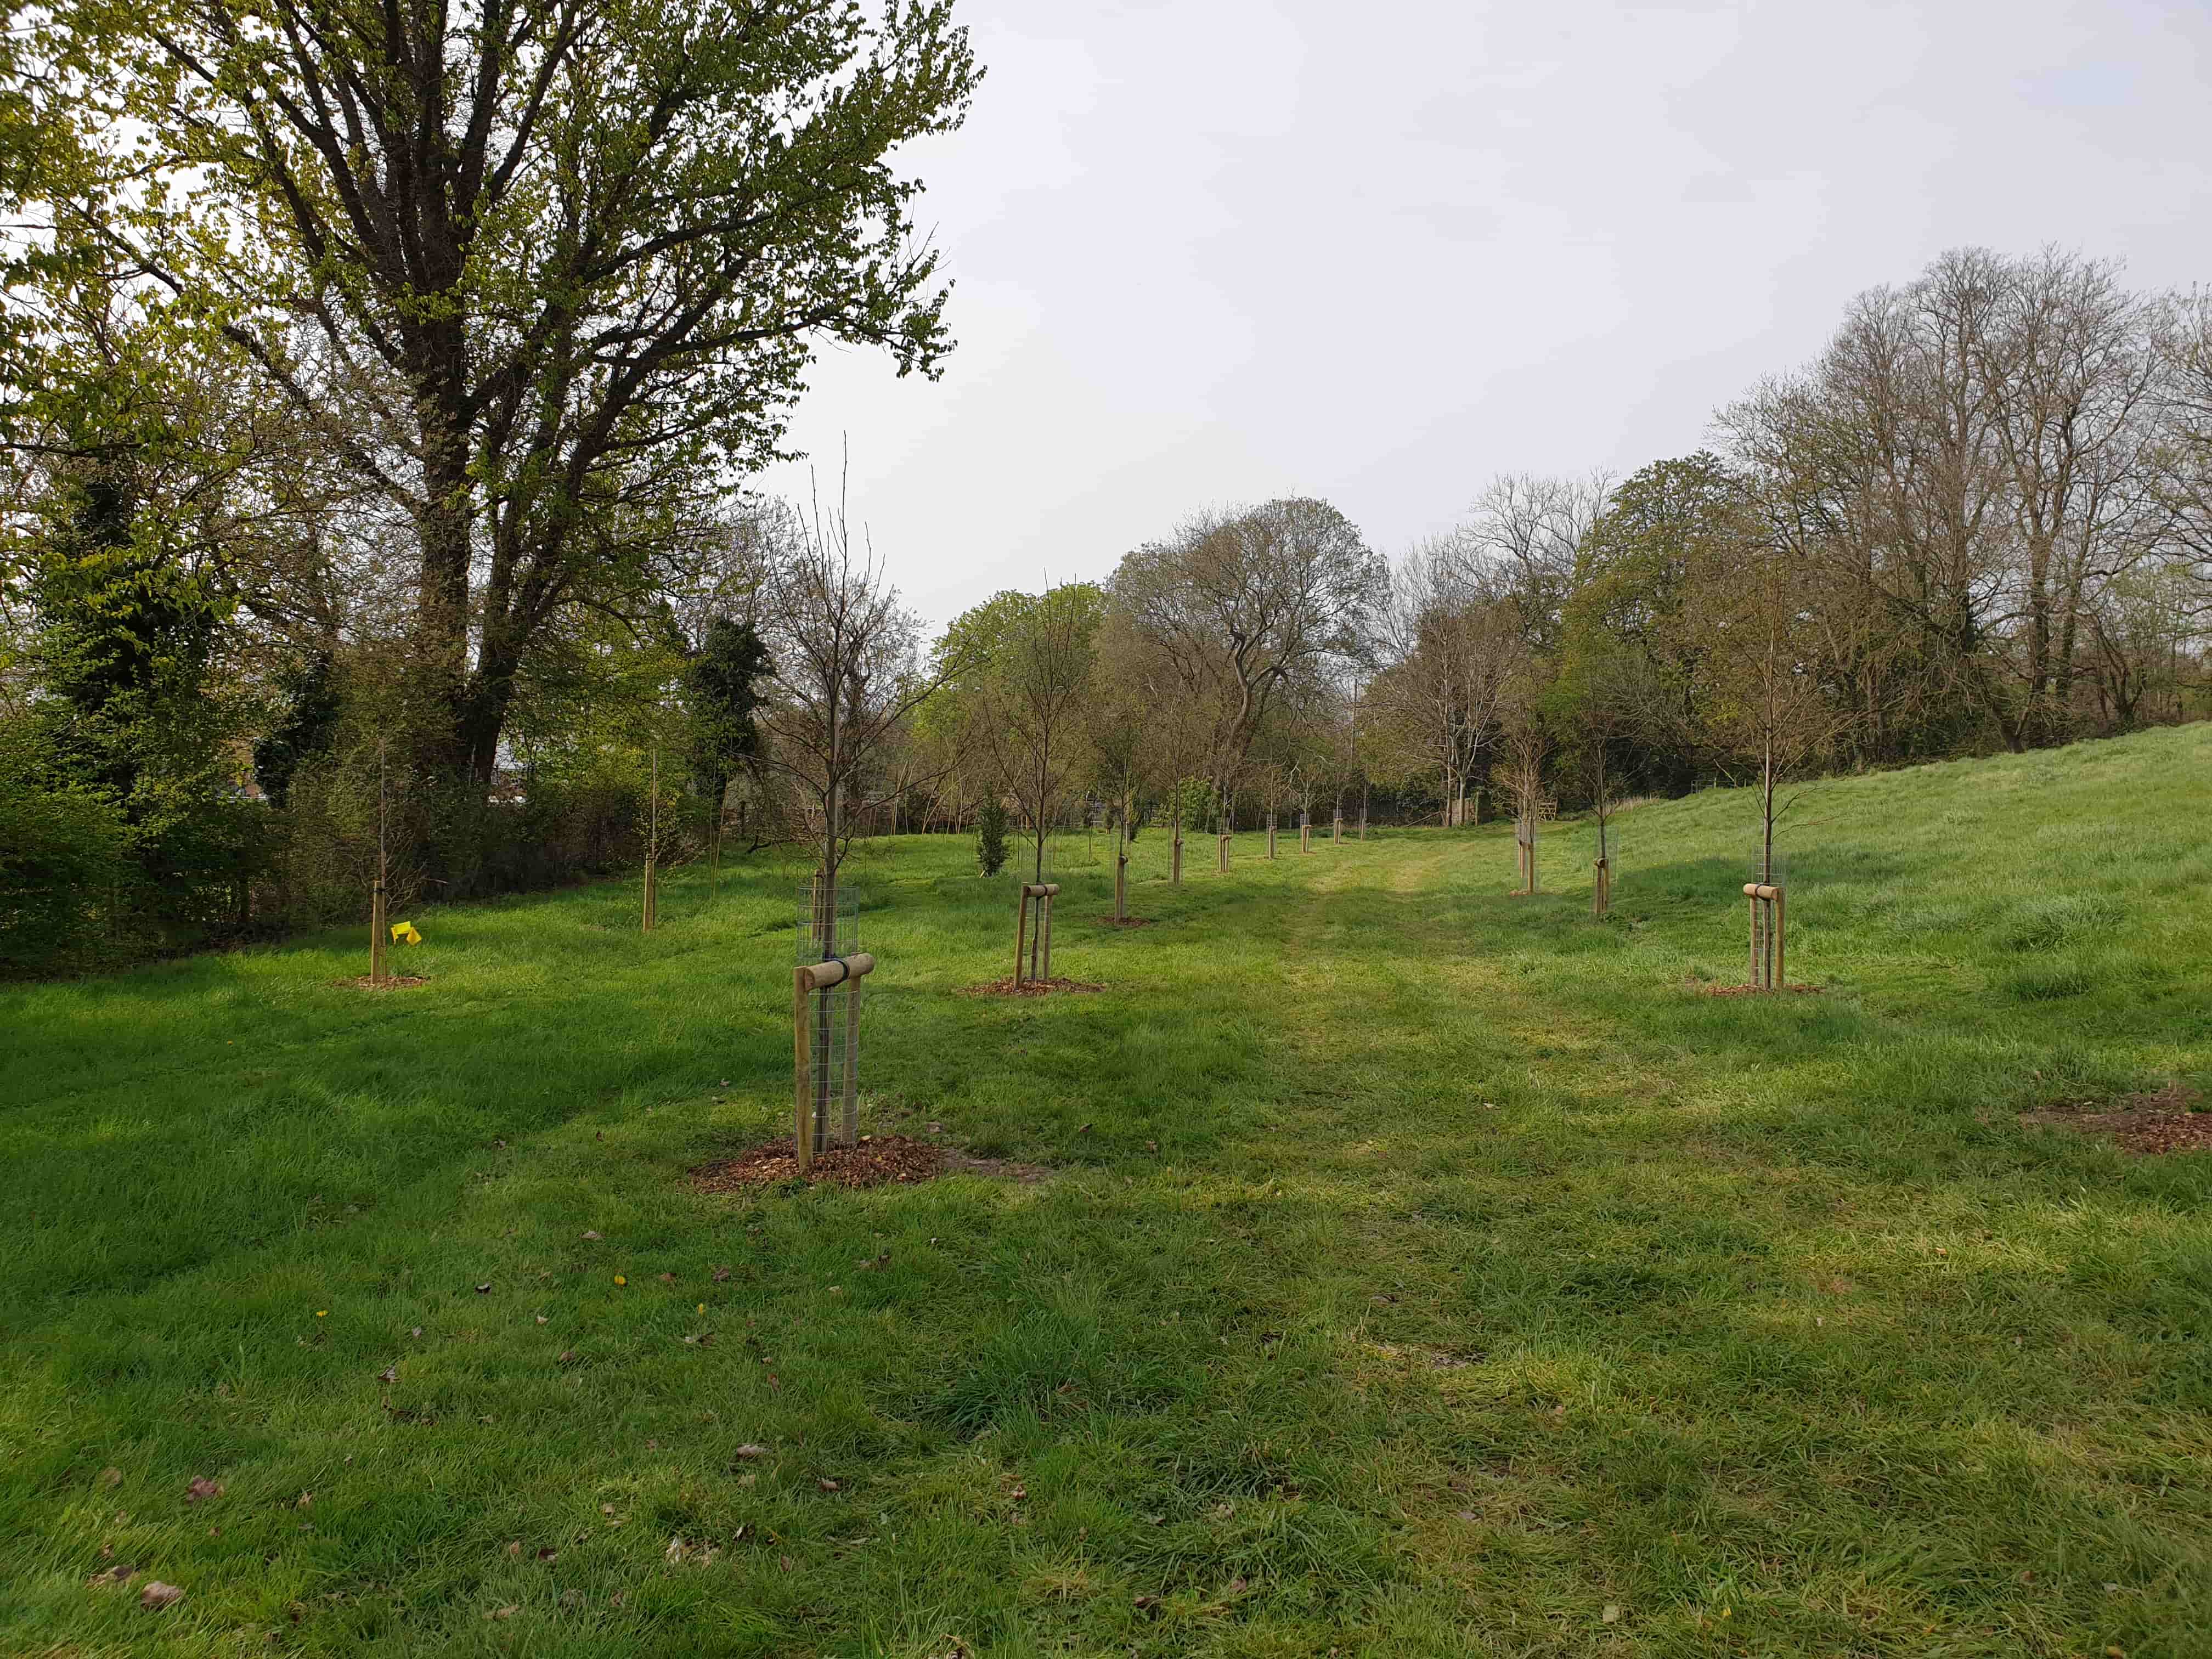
[1113,497,1386,798]
[47,0,981,797]
[685,616,771,867]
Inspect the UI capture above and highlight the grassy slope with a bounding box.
[3,724,2210,1658]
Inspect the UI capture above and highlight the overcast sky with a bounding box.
[760,0,2212,634]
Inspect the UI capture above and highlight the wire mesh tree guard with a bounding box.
[1744,882,1786,990]
[1299,810,1312,854]
[1742,842,1791,990]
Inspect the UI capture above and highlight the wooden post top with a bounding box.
[1742,883,1782,900]
[795,952,877,991]
[1020,883,1060,898]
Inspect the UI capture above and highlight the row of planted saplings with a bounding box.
[1140,802,1365,890]
[781,802,1799,1166]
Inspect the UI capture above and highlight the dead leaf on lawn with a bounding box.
[99,1467,122,1488]
[295,1492,313,1509]
[582,1231,602,1241]
[712,1266,731,1282]
[658,1272,676,1283]
[139,1582,185,1611]
[816,1477,840,1492]
[488,1605,517,1620]
[558,1350,578,1364]
[377,1366,397,1384]
[475,1282,493,1294]
[1603,1604,1623,1624]
[185,1476,223,1504]
[409,1327,423,1339]
[734,1444,768,1460]
[87,1564,137,1587]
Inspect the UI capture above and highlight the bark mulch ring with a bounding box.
[1096,916,1154,929]
[332,974,430,991]
[958,976,1107,997]
[688,1135,1052,1192]
[1695,981,1822,997]
[2020,1084,2211,1158]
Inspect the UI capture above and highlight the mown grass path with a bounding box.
[4,726,2210,1657]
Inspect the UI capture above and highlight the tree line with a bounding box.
[3,0,2206,997]
[927,249,2212,882]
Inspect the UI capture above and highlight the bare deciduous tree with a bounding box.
[755,492,957,955]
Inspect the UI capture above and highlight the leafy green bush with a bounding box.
[0,720,130,977]
[977,797,1009,876]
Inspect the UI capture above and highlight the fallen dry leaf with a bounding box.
[185,1476,223,1504]
[1603,1604,1623,1624]
[582,1230,602,1241]
[658,1272,676,1283]
[139,1582,185,1611]
[489,1605,517,1620]
[295,1492,313,1509]
[409,1327,423,1339]
[712,1266,731,1282]
[816,1477,840,1492]
[505,1541,522,1557]
[100,1467,122,1488]
[475,1282,493,1294]
[733,1444,768,1460]
[377,1366,398,1384]
[558,1350,577,1364]
[88,1564,137,1587]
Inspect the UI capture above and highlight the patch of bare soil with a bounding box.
[1096,916,1154,929]
[333,974,430,991]
[941,1149,1056,1184]
[958,976,1107,997]
[2021,1084,2211,1157]
[690,1134,945,1192]
[1695,981,1822,997]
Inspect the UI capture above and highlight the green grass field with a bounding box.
[5,725,2211,1657]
